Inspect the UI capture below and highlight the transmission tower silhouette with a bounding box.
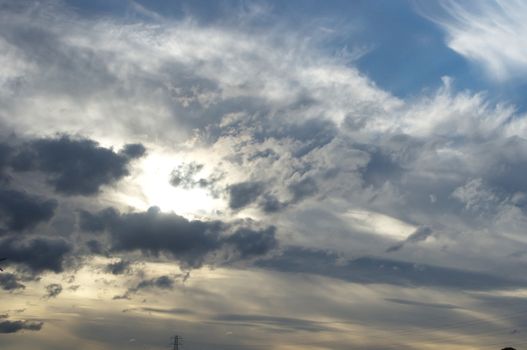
[171,335,183,350]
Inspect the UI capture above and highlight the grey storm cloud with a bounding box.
[288,177,318,202]
[79,208,118,233]
[225,227,278,258]
[360,146,404,188]
[477,137,527,195]
[134,275,175,291]
[0,319,43,334]
[115,275,178,300]
[228,181,265,210]
[79,206,278,268]
[85,239,105,255]
[0,273,25,291]
[0,189,57,232]
[259,194,286,213]
[105,259,131,275]
[44,283,62,298]
[0,237,72,273]
[120,143,147,159]
[0,143,12,183]
[11,135,145,195]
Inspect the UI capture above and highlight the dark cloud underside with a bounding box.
[0,272,25,291]
[11,136,145,195]
[44,283,62,298]
[105,259,131,275]
[80,206,278,268]
[0,320,43,334]
[0,237,72,273]
[228,181,264,210]
[0,189,57,232]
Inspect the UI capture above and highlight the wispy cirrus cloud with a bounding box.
[418,0,527,81]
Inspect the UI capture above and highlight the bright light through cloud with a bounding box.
[344,209,416,240]
[120,151,221,217]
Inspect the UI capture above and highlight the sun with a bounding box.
[121,151,221,217]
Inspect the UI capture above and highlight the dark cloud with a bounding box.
[484,137,527,195]
[0,236,72,273]
[11,136,145,195]
[44,283,62,298]
[359,145,405,188]
[257,246,526,290]
[386,226,433,253]
[225,226,278,258]
[288,177,318,202]
[115,275,176,300]
[0,272,25,291]
[79,206,278,268]
[0,189,57,232]
[85,239,105,255]
[0,142,12,183]
[100,207,224,268]
[0,319,43,333]
[120,143,146,159]
[105,259,131,275]
[79,208,118,233]
[405,226,434,243]
[228,181,264,210]
[259,194,286,213]
[248,148,279,162]
[134,275,174,291]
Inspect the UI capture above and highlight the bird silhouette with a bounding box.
[0,258,6,271]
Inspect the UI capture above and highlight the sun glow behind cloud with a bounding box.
[344,209,416,240]
[117,151,221,217]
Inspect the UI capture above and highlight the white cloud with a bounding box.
[419,0,527,81]
[0,2,399,146]
[343,209,416,240]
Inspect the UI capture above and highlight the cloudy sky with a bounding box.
[2,0,527,349]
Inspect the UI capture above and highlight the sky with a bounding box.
[2,0,527,349]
